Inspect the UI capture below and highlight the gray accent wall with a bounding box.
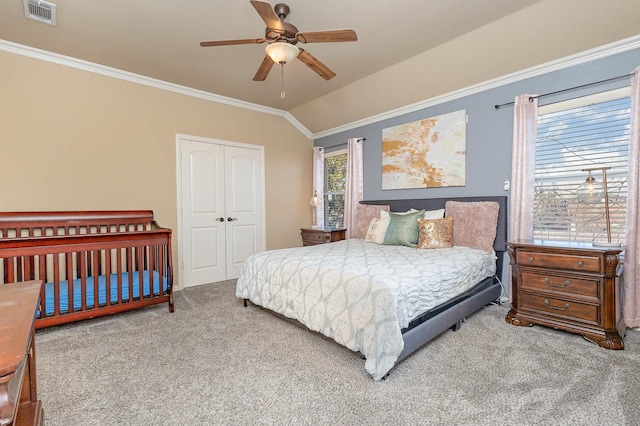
[314,48,639,206]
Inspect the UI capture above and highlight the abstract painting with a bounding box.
[382,109,466,189]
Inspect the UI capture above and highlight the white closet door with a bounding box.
[180,140,226,287]
[179,136,265,287]
[224,145,264,279]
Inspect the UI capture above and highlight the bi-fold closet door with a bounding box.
[179,137,265,288]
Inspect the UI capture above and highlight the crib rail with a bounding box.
[0,229,173,328]
[0,210,156,239]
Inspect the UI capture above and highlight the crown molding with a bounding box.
[311,34,640,140]
[2,35,638,142]
[0,39,313,139]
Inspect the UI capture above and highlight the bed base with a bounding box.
[396,276,501,365]
[243,277,501,379]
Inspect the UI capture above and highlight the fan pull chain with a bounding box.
[280,62,286,99]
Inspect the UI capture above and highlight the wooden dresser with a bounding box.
[0,280,44,426]
[505,240,624,349]
[300,227,346,246]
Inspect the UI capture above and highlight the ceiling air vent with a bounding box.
[24,0,57,26]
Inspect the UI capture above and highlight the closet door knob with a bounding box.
[227,217,238,222]
[216,217,224,222]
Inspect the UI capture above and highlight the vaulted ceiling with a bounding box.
[1,0,639,134]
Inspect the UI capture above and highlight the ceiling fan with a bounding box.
[200,1,358,82]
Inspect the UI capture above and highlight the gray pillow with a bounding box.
[383,210,425,247]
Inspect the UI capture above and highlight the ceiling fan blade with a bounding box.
[296,29,357,44]
[200,38,265,47]
[253,55,275,81]
[297,49,336,80]
[250,0,284,32]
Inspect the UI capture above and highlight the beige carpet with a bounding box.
[35,280,640,425]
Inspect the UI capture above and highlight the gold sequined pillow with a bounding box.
[417,217,454,249]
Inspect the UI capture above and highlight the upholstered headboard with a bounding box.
[360,196,508,271]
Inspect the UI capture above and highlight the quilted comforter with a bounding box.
[236,239,496,380]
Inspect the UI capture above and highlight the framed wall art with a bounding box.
[382,109,466,190]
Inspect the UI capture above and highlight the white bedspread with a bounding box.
[236,239,496,380]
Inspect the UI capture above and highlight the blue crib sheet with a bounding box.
[41,270,168,316]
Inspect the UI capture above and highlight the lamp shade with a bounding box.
[265,42,299,64]
[576,171,604,204]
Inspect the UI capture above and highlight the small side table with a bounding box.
[300,227,346,246]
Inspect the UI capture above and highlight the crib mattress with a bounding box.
[40,270,168,316]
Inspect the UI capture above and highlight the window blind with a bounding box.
[534,94,630,243]
[324,151,347,228]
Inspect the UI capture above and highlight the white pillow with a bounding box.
[423,208,445,220]
[381,208,444,220]
[380,209,413,219]
[363,217,390,244]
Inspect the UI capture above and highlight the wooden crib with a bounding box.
[0,211,174,328]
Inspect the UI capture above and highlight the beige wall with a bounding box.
[0,51,312,288]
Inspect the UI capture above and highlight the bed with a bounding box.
[0,211,174,328]
[237,196,507,380]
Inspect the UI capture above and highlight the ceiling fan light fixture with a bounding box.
[265,42,299,64]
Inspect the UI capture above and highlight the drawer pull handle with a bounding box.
[528,257,534,262]
[577,261,584,267]
[544,277,570,288]
[544,299,570,311]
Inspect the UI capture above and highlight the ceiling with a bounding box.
[0,0,543,113]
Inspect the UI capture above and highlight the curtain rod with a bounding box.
[494,73,631,110]
[320,137,366,150]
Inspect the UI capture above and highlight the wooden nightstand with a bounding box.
[505,240,624,349]
[300,227,346,246]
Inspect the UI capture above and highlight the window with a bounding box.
[534,88,630,243]
[324,149,347,228]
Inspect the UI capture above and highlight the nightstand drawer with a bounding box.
[300,228,346,246]
[516,250,601,273]
[301,231,330,244]
[520,271,599,299]
[520,293,599,325]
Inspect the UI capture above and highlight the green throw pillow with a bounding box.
[383,210,425,247]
